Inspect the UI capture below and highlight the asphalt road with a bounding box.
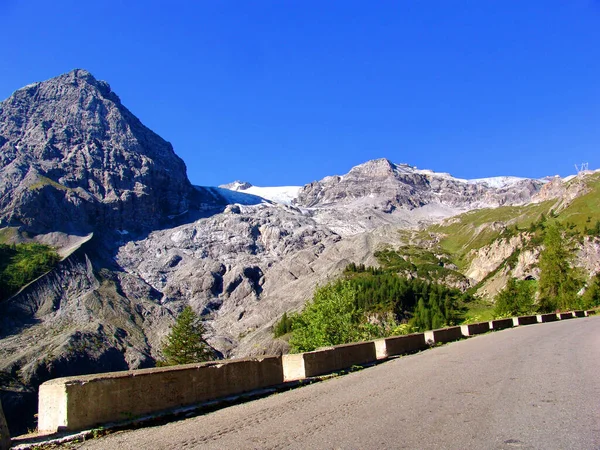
[76,317,600,450]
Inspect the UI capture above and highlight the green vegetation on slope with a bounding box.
[278,173,600,351]
[557,175,600,232]
[493,278,535,317]
[430,201,555,269]
[373,246,468,285]
[0,243,61,301]
[280,264,471,352]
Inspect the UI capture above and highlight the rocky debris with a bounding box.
[0,245,176,434]
[466,236,526,282]
[578,237,600,277]
[115,203,342,356]
[0,69,194,234]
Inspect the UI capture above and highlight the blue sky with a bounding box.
[1,1,599,187]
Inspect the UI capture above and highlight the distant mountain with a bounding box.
[0,69,194,235]
[295,158,544,211]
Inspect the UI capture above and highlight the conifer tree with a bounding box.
[537,223,580,312]
[161,306,213,366]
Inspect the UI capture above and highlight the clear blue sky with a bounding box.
[1,1,599,187]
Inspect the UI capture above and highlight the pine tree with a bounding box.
[161,306,213,366]
[537,223,580,312]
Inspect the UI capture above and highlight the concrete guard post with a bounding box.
[424,326,463,344]
[489,318,514,331]
[513,315,538,326]
[537,313,559,323]
[374,333,427,359]
[460,322,490,337]
[557,312,574,320]
[282,341,377,381]
[38,356,284,433]
[0,399,10,450]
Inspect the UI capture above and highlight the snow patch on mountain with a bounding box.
[219,182,301,206]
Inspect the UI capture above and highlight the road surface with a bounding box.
[76,317,600,449]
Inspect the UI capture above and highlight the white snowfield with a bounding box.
[409,165,539,188]
[219,182,301,206]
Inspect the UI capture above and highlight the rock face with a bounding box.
[291,159,544,235]
[0,69,193,234]
[295,158,543,211]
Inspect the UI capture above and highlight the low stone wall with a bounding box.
[537,313,559,323]
[460,322,490,336]
[513,315,538,326]
[374,333,427,359]
[38,356,283,433]
[489,318,513,330]
[424,326,463,344]
[35,310,595,436]
[283,341,377,381]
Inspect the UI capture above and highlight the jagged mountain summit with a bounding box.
[0,69,194,235]
[294,158,543,210]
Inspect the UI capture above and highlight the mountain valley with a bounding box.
[1,70,599,434]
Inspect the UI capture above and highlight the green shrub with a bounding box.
[0,243,60,300]
[494,278,535,317]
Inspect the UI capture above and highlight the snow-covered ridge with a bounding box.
[219,181,301,206]
[396,162,542,188]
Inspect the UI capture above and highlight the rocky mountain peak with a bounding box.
[348,158,398,178]
[294,158,545,231]
[219,180,253,191]
[0,69,194,234]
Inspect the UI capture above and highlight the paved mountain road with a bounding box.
[76,318,600,449]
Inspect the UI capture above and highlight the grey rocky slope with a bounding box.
[0,70,574,434]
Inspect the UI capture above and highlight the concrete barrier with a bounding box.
[460,322,490,336]
[557,312,574,320]
[38,356,284,433]
[489,318,514,330]
[374,333,427,359]
[513,315,538,326]
[424,326,463,344]
[585,310,596,316]
[0,399,10,450]
[537,313,559,323]
[282,341,377,381]
[573,310,586,318]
